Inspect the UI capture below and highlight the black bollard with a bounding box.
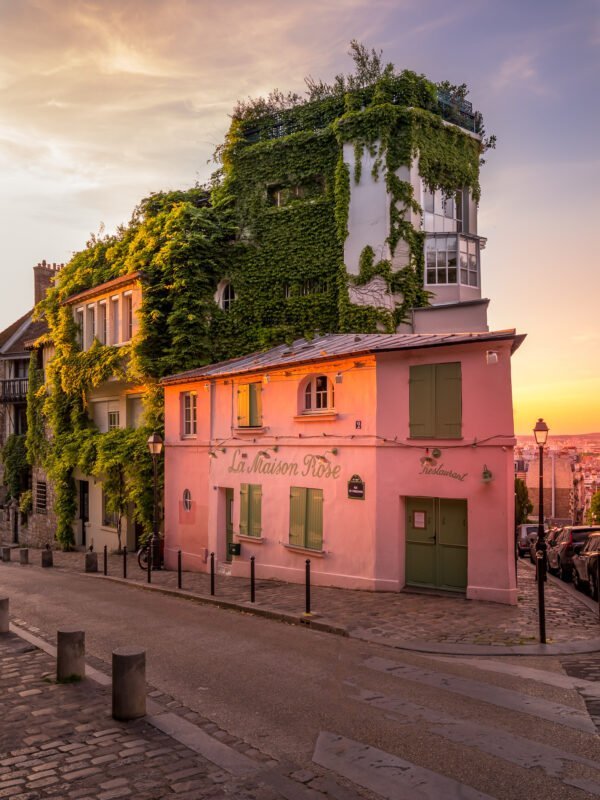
[305,559,311,615]
[177,550,182,590]
[210,552,215,596]
[250,556,255,603]
[597,558,600,623]
[147,546,152,584]
[103,545,108,576]
[123,546,127,580]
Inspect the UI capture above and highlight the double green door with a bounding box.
[405,497,467,591]
[225,488,234,562]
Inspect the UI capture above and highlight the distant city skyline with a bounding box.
[0,0,597,434]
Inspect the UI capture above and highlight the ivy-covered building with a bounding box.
[11,51,502,554]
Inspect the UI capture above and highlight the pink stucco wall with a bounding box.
[163,341,518,604]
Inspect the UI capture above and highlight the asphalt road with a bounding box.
[2,563,600,800]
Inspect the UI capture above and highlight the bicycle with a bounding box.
[137,537,165,570]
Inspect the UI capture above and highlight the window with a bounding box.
[460,238,479,287]
[423,187,464,233]
[425,235,479,288]
[35,482,47,514]
[239,484,262,537]
[289,487,323,550]
[268,176,324,207]
[123,294,133,341]
[86,305,96,348]
[425,236,458,285]
[220,283,235,311]
[409,363,462,439]
[126,396,143,429]
[182,489,192,512]
[237,383,262,427]
[182,392,197,436]
[102,491,119,529]
[303,375,334,413]
[98,303,107,344]
[108,410,120,431]
[110,297,119,344]
[76,309,84,348]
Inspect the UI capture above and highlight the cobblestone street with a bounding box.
[29,549,600,649]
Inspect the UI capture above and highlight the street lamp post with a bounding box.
[533,418,549,644]
[147,432,163,571]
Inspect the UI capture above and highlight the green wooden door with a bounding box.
[405,497,467,591]
[225,488,234,562]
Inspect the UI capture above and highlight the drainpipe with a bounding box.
[551,452,555,519]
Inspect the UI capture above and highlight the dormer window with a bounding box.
[303,375,334,413]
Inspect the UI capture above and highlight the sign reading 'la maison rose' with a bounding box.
[228,449,342,479]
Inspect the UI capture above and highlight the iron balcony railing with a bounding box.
[0,378,29,402]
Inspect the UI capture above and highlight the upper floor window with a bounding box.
[123,294,133,341]
[423,186,464,233]
[126,395,144,429]
[182,392,197,436]
[409,362,462,439]
[303,375,335,413]
[98,302,108,344]
[220,283,235,311]
[237,383,262,428]
[110,297,120,345]
[268,176,324,207]
[425,236,479,288]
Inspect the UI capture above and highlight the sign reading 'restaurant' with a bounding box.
[419,462,467,482]
[228,449,341,479]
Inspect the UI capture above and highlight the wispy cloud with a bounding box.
[490,53,551,96]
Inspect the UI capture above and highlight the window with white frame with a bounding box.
[98,302,107,344]
[423,186,464,233]
[110,297,119,344]
[303,375,335,413]
[220,283,235,311]
[102,490,119,528]
[86,305,96,348]
[459,238,479,287]
[182,392,197,436]
[425,236,458,285]
[108,410,120,430]
[123,294,133,341]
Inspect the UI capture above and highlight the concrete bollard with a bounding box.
[112,646,146,721]
[0,597,8,634]
[85,552,98,573]
[19,549,29,566]
[1,547,11,562]
[41,549,53,568]
[57,627,85,682]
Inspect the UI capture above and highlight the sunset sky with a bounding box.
[0,0,598,435]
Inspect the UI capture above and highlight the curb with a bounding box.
[88,572,600,657]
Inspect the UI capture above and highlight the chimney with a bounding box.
[33,260,64,304]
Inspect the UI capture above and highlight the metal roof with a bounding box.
[161,330,525,385]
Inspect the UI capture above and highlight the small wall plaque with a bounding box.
[412,510,427,529]
[348,474,365,500]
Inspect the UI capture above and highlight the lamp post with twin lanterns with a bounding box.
[533,418,549,644]
[147,432,163,571]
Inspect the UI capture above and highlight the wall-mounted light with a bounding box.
[325,448,338,456]
[315,454,329,464]
[486,350,499,365]
[482,465,493,483]
[204,382,210,391]
[431,448,442,459]
[335,372,343,384]
[257,450,271,459]
[208,451,217,459]
[271,445,279,453]
[263,375,270,384]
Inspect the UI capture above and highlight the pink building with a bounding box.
[162,331,524,605]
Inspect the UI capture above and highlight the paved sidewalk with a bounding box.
[13,548,599,652]
[1,628,369,800]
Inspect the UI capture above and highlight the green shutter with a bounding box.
[249,484,262,537]
[434,362,462,439]
[409,364,435,438]
[306,489,323,551]
[289,486,307,546]
[237,384,250,427]
[239,484,249,535]
[249,383,262,427]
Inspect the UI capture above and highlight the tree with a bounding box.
[515,478,533,525]
[587,491,600,525]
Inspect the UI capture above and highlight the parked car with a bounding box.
[572,532,600,598]
[528,527,562,565]
[517,524,542,558]
[547,526,600,581]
